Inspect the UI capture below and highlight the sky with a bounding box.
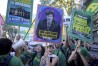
[0,0,40,16]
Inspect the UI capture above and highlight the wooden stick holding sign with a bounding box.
[24,19,35,40]
[45,42,48,57]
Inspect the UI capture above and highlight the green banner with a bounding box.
[69,9,93,43]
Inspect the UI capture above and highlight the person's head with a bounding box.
[23,44,29,51]
[16,35,21,40]
[36,44,42,52]
[36,44,45,56]
[47,44,54,55]
[55,43,62,49]
[62,40,65,44]
[0,38,13,55]
[46,10,54,22]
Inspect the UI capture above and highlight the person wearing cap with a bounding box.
[0,38,24,66]
[36,10,61,40]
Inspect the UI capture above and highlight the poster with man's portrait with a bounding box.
[69,9,93,43]
[6,0,33,27]
[34,5,63,43]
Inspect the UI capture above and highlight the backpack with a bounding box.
[0,55,12,66]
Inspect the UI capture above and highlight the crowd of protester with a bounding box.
[0,27,98,66]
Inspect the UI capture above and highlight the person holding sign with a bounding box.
[0,38,24,66]
[36,10,61,40]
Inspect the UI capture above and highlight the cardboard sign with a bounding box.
[69,9,93,43]
[34,5,63,43]
[6,0,33,27]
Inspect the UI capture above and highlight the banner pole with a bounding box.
[23,19,35,40]
[23,0,34,40]
[18,26,20,35]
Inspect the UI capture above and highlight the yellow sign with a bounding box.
[86,3,98,14]
[72,14,90,34]
[39,30,58,39]
[15,0,31,4]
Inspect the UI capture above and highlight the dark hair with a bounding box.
[40,45,45,57]
[0,38,12,55]
[46,10,54,17]
[75,51,84,66]
[63,40,65,42]
[36,44,45,57]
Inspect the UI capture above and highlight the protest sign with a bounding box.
[86,0,98,15]
[69,9,93,43]
[34,5,63,43]
[6,0,33,27]
[63,16,71,26]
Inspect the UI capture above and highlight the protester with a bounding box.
[0,38,24,66]
[54,43,67,66]
[68,40,89,66]
[89,42,98,66]
[40,44,59,66]
[20,43,33,65]
[29,44,45,66]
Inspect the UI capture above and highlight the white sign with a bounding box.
[63,16,71,26]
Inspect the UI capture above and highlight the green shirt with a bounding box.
[20,51,33,64]
[80,47,90,59]
[0,55,23,66]
[29,53,41,66]
[54,46,67,66]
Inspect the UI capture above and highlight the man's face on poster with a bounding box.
[46,14,53,22]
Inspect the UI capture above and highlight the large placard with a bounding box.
[6,0,33,27]
[69,9,93,43]
[34,5,63,43]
